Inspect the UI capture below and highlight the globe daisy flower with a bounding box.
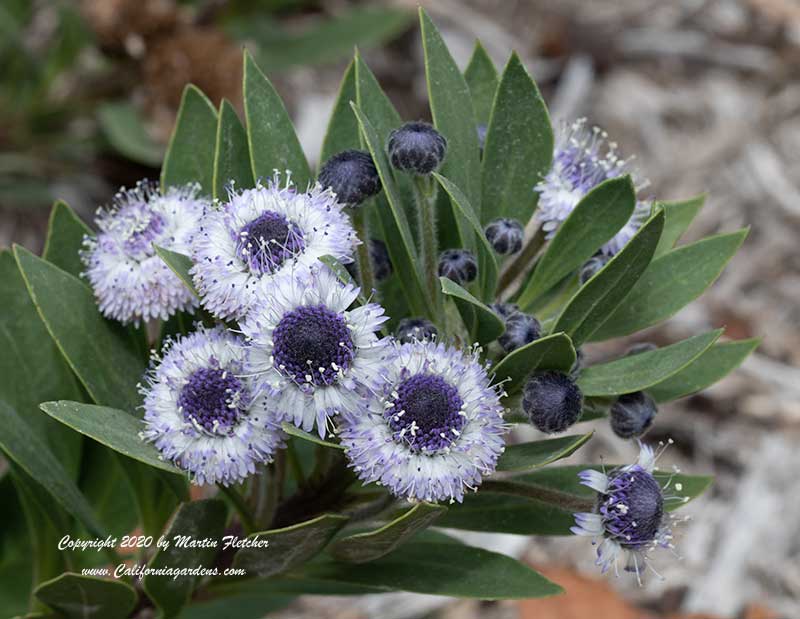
[189,174,357,321]
[240,269,391,438]
[571,441,689,582]
[535,118,651,257]
[81,181,205,324]
[139,325,284,486]
[339,340,507,504]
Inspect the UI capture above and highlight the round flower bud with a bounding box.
[522,371,583,434]
[477,124,487,153]
[625,342,657,356]
[396,317,438,343]
[609,391,657,439]
[345,239,393,283]
[318,150,381,206]
[579,254,609,284]
[490,302,519,319]
[569,346,585,379]
[388,122,447,175]
[484,218,524,255]
[498,311,541,353]
[438,249,478,285]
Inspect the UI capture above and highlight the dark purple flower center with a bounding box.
[178,366,247,435]
[386,373,465,453]
[599,466,664,548]
[236,211,304,274]
[272,304,354,386]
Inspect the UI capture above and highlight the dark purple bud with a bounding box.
[388,122,447,175]
[438,249,478,285]
[345,239,393,282]
[498,311,541,353]
[318,149,381,206]
[609,391,657,439]
[579,254,610,284]
[522,371,583,434]
[490,302,519,319]
[484,218,524,255]
[396,317,438,343]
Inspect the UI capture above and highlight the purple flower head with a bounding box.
[339,340,508,503]
[81,181,206,324]
[190,173,357,320]
[240,268,391,438]
[535,118,651,257]
[139,325,284,486]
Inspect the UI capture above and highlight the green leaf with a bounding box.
[144,500,228,619]
[493,332,576,395]
[35,574,136,619]
[497,433,593,473]
[518,176,636,309]
[655,194,705,257]
[301,539,561,599]
[40,401,185,475]
[231,7,412,72]
[591,229,748,340]
[213,99,254,201]
[178,594,294,619]
[330,503,446,563]
[464,42,498,126]
[420,8,481,246]
[648,338,759,402]
[434,173,498,299]
[552,209,665,345]
[577,329,723,396]
[98,101,163,167]
[161,85,218,196]
[154,245,198,297]
[281,421,344,450]
[351,103,430,317]
[14,246,144,413]
[440,277,504,345]
[440,467,711,536]
[244,51,310,189]
[319,60,360,165]
[481,53,553,226]
[0,400,106,537]
[42,200,90,278]
[234,514,349,577]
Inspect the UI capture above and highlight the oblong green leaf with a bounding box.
[42,200,90,278]
[648,338,759,402]
[244,51,310,189]
[161,85,218,195]
[143,500,228,619]
[420,8,481,245]
[301,539,561,599]
[330,502,446,563]
[591,229,748,340]
[98,101,163,167]
[320,59,360,164]
[518,176,636,309]
[434,173,498,299]
[0,400,106,538]
[552,209,665,345]
[234,514,349,577]
[464,42,498,126]
[154,245,198,297]
[493,332,576,395]
[40,401,184,474]
[281,421,344,450]
[497,433,593,473]
[481,52,553,226]
[440,277,504,345]
[35,574,137,619]
[577,329,722,396]
[213,99,254,201]
[654,194,705,257]
[14,246,144,413]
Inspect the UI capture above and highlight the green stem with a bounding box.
[497,226,547,295]
[257,450,287,530]
[413,176,442,320]
[481,479,595,512]
[217,483,256,534]
[350,207,375,296]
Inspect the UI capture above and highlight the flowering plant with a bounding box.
[0,10,756,618]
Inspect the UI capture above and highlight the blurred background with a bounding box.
[1,0,799,617]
